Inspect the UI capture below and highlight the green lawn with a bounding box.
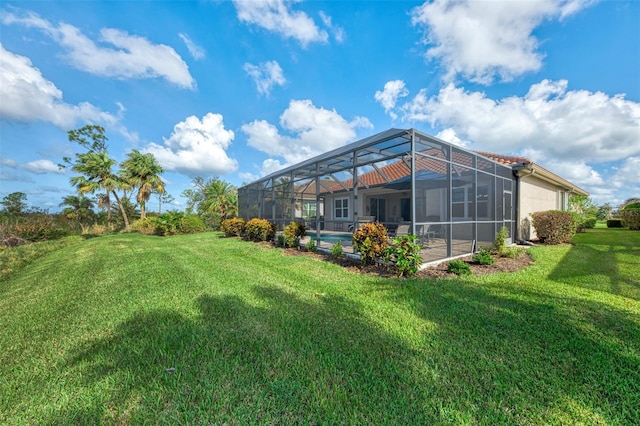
[1,228,638,424]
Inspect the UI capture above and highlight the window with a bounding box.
[477,186,489,218]
[334,198,349,219]
[453,185,489,220]
[452,187,471,219]
[302,202,316,219]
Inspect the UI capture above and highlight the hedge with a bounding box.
[531,210,576,244]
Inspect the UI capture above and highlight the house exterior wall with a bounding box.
[518,176,568,241]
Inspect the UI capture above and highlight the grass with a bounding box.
[1,229,638,424]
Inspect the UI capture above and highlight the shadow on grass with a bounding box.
[547,230,640,301]
[387,278,640,424]
[58,277,640,424]
[62,288,420,424]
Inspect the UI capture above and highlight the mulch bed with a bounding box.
[277,243,535,279]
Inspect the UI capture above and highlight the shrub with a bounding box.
[130,217,158,235]
[447,259,472,276]
[620,209,640,230]
[283,221,306,247]
[384,234,423,277]
[330,241,343,259]
[220,218,246,237]
[4,213,68,243]
[531,210,576,244]
[582,216,597,229]
[245,218,275,242]
[305,239,317,252]
[472,249,494,265]
[607,219,623,228]
[179,215,207,234]
[352,222,388,265]
[154,211,184,236]
[494,226,509,253]
[500,246,526,259]
[276,234,286,247]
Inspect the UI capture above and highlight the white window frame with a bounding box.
[302,201,316,219]
[452,186,472,220]
[334,197,349,219]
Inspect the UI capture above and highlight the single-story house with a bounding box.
[238,128,587,263]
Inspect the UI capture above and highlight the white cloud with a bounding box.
[2,9,194,89]
[178,33,205,60]
[435,128,467,147]
[396,80,640,163]
[234,0,329,47]
[319,10,345,43]
[241,99,372,174]
[0,44,127,131]
[411,0,594,84]
[244,60,286,96]
[144,113,238,176]
[374,80,409,119]
[22,159,64,175]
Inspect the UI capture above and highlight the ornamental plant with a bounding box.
[245,218,275,242]
[447,259,472,276]
[384,234,423,277]
[220,217,246,237]
[531,210,576,244]
[330,241,343,259]
[283,221,306,248]
[472,248,494,265]
[352,222,388,266]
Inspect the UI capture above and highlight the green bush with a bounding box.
[582,216,597,229]
[130,217,158,235]
[607,219,623,228]
[472,249,494,265]
[330,241,343,259]
[305,239,317,252]
[154,211,184,236]
[179,215,207,234]
[447,259,472,276]
[384,234,423,277]
[245,218,275,242]
[494,226,508,253]
[620,209,640,230]
[531,210,576,244]
[220,218,246,237]
[276,234,286,247]
[352,222,388,266]
[283,221,306,247]
[500,246,527,259]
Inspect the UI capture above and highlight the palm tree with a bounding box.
[59,195,95,231]
[200,179,238,221]
[120,150,164,219]
[70,150,130,231]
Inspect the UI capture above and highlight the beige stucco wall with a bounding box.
[518,176,566,241]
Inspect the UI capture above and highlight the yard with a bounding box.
[1,228,638,424]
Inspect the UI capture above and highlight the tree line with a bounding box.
[1,125,238,235]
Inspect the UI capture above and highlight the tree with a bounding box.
[569,195,596,216]
[120,150,164,219]
[59,195,95,231]
[181,177,238,228]
[596,203,612,221]
[1,192,28,216]
[61,125,131,231]
[157,191,175,214]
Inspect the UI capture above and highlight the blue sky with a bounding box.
[1,0,638,212]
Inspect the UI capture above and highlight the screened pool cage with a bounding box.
[238,128,516,264]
